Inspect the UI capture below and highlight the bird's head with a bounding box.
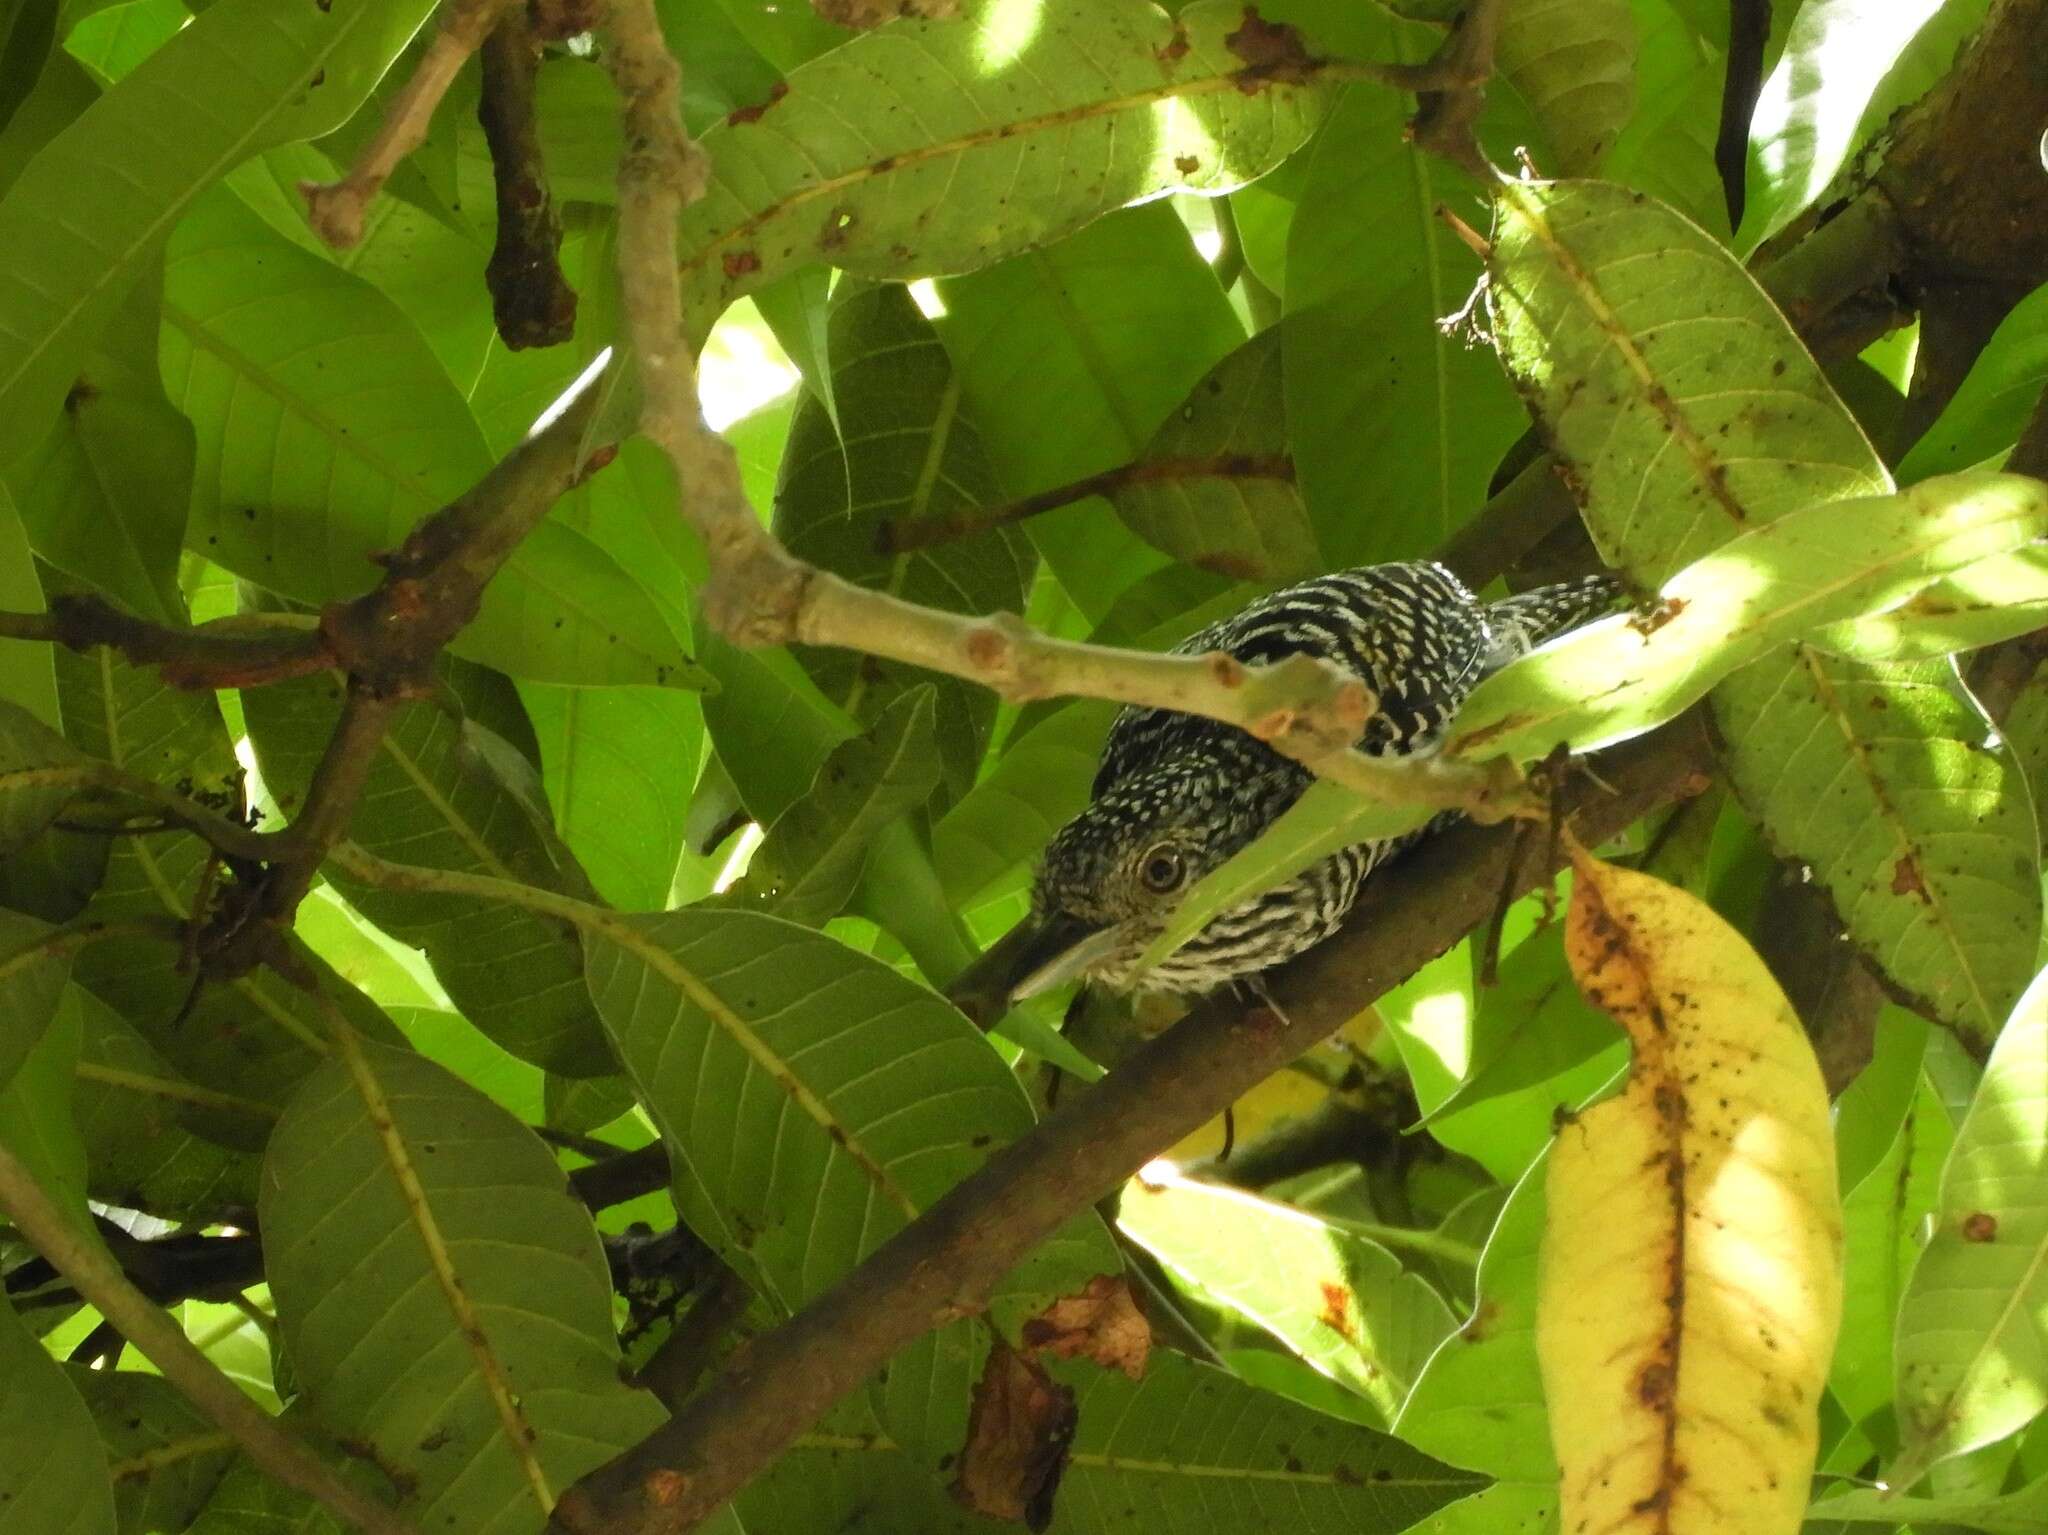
[1003,761,1304,997]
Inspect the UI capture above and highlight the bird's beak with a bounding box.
[1004,912,1122,1001]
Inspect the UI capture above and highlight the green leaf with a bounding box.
[1118,1167,1456,1426]
[0,694,83,852]
[0,1002,95,1250]
[699,632,857,825]
[5,260,191,625]
[1600,0,1728,236]
[68,1367,236,1535]
[581,908,1118,1313]
[1285,60,1524,568]
[261,1039,665,1533]
[1496,0,1637,174]
[1442,472,2048,761]
[519,682,701,912]
[68,985,263,1224]
[1418,923,1628,1185]
[1809,1472,2048,1534]
[1892,964,2048,1482]
[773,281,1027,797]
[674,0,1336,333]
[164,189,702,690]
[0,0,437,467]
[0,907,72,1094]
[935,203,1239,620]
[1111,326,1317,582]
[0,1296,115,1535]
[1900,278,2048,483]
[732,686,943,926]
[1487,176,1888,587]
[1714,653,2041,1048]
[932,700,1114,908]
[1397,1154,1554,1482]
[242,676,614,1076]
[1808,545,2048,661]
[1056,1351,1483,1529]
[1741,0,1952,248]
[1832,1070,1952,1431]
[0,488,58,730]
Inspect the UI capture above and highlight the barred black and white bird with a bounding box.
[1001,561,1619,999]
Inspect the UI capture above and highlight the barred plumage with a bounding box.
[1006,562,1618,996]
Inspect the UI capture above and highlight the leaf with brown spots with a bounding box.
[1118,1163,1453,1424]
[1892,965,2048,1485]
[951,1343,1076,1530]
[1020,1274,1151,1380]
[1542,850,1841,1535]
[673,0,1338,334]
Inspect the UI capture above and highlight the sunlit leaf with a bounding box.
[1808,1471,2048,1533]
[1892,964,2048,1483]
[1496,0,1637,174]
[1118,1166,1455,1425]
[1808,545,2048,660]
[1543,852,1841,1535]
[674,0,1337,332]
[262,1039,665,1533]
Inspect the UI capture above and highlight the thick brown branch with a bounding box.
[302,0,518,248]
[548,715,1714,1534]
[480,10,578,349]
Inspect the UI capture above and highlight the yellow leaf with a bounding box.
[1540,851,1842,1535]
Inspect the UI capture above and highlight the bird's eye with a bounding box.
[1139,845,1186,894]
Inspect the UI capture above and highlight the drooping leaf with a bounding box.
[773,282,1027,797]
[1118,1165,1455,1426]
[0,0,438,467]
[1892,964,2048,1483]
[1899,278,2048,484]
[0,1296,116,1535]
[1397,1154,1554,1483]
[1715,653,2040,1047]
[935,203,1240,620]
[580,907,1119,1316]
[1496,0,1637,175]
[1543,852,1841,1535]
[5,260,191,625]
[0,906,73,1094]
[1741,0,1953,248]
[1442,471,2048,761]
[731,685,942,926]
[163,189,703,690]
[261,1039,666,1533]
[673,0,1337,333]
[1286,60,1524,569]
[519,682,701,912]
[932,700,1115,908]
[242,674,614,1076]
[1111,326,1317,582]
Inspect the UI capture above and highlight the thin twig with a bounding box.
[303,0,519,248]
[480,10,578,349]
[0,598,330,689]
[874,455,1294,555]
[0,1139,422,1535]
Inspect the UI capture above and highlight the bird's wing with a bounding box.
[1093,562,1497,794]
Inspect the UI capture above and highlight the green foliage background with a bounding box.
[2,0,2047,1531]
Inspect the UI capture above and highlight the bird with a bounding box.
[997,561,1620,999]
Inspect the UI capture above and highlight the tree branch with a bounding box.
[0,599,331,689]
[479,8,578,349]
[545,713,1713,1533]
[302,0,518,248]
[0,1139,422,1535]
